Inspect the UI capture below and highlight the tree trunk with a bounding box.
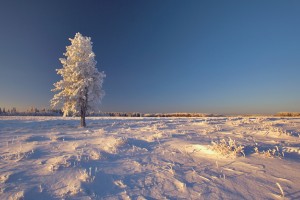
[80,88,88,127]
[80,112,86,127]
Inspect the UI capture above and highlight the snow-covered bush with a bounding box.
[254,145,284,158]
[211,137,245,157]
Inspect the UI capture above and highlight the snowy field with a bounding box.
[1,116,300,200]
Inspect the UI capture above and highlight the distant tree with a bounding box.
[2,108,5,114]
[11,107,17,113]
[28,106,38,113]
[51,33,106,127]
[0,108,2,114]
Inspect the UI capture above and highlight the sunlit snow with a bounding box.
[0,116,300,199]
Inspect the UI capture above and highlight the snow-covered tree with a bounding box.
[51,33,105,127]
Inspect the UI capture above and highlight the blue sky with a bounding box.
[0,0,300,114]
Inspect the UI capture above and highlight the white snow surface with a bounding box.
[0,116,300,199]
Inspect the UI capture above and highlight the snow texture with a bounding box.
[0,116,300,199]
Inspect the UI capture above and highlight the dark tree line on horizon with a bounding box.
[0,107,62,116]
[1,106,299,117]
[0,107,220,117]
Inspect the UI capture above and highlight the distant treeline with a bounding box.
[275,112,300,117]
[0,107,62,116]
[0,107,221,117]
[92,112,223,117]
[1,107,299,117]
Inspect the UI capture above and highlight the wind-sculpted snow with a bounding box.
[0,116,300,199]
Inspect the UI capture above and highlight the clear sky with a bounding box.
[0,0,300,114]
